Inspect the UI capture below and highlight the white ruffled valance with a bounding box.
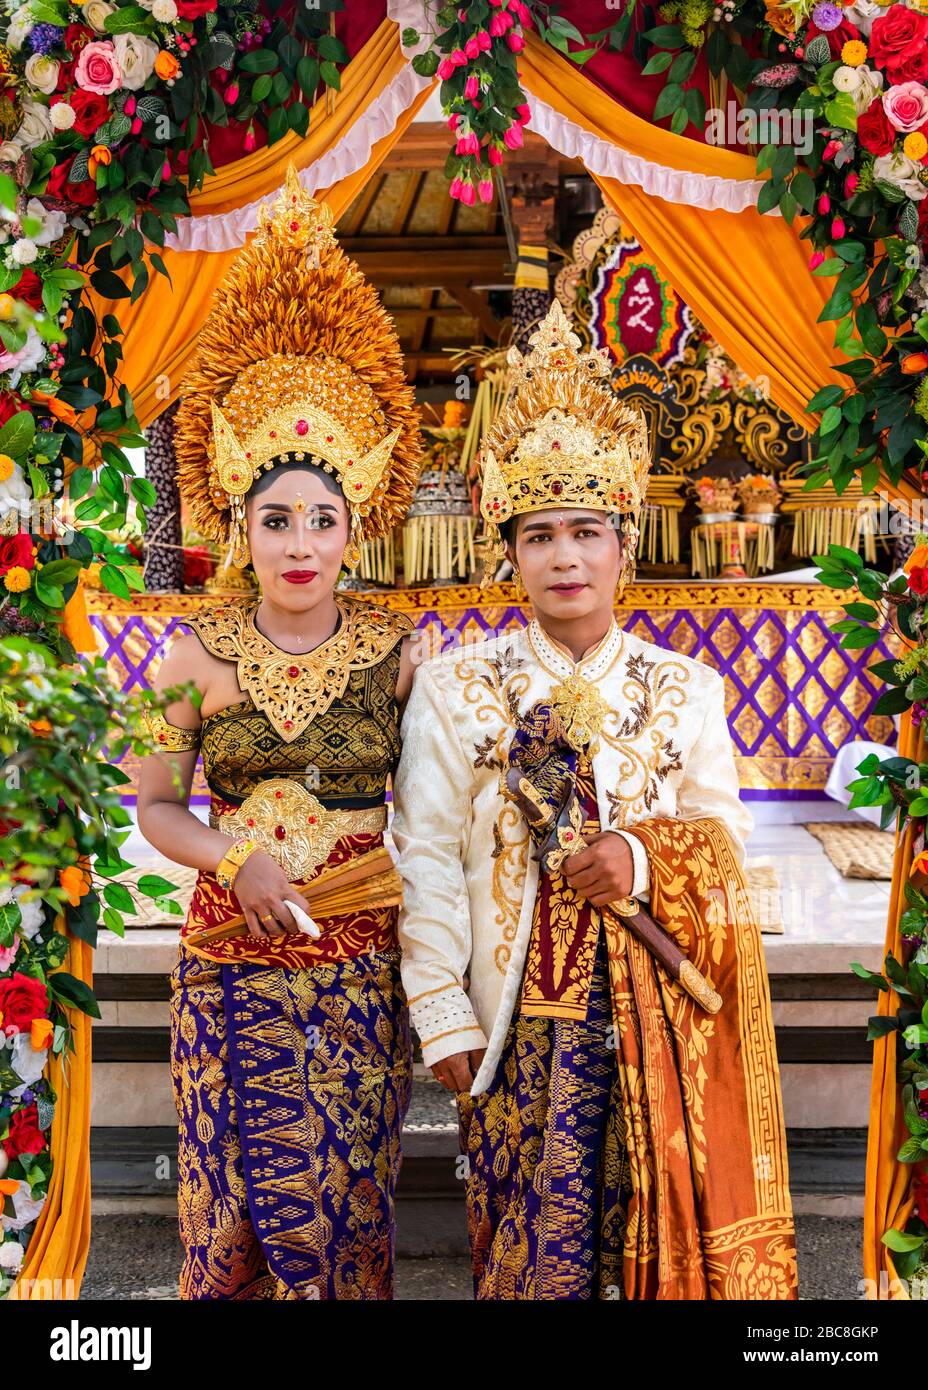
[525,94,773,216]
[163,60,433,254]
[164,31,770,254]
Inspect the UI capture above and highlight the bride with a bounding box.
[136,167,422,1301]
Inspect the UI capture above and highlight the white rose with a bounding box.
[4,1184,46,1233]
[9,1032,48,1088]
[6,5,33,52]
[12,887,43,941]
[151,0,177,19]
[24,197,66,247]
[0,463,30,515]
[0,140,23,164]
[831,63,884,115]
[0,1240,25,1271]
[82,0,114,31]
[873,150,928,201]
[24,54,60,97]
[50,102,76,131]
[16,97,53,151]
[113,32,159,90]
[10,237,36,265]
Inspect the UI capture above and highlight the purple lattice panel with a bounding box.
[85,584,899,802]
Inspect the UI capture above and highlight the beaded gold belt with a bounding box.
[208,778,387,881]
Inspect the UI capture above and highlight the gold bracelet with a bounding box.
[215,837,259,890]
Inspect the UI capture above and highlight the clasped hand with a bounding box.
[232,849,313,940]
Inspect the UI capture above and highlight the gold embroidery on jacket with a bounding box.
[602,651,688,826]
[456,642,533,974]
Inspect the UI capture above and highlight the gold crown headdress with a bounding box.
[174,163,421,568]
[478,299,651,590]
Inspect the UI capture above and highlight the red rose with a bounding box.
[909,566,928,595]
[0,389,23,428]
[857,97,897,156]
[175,0,218,14]
[0,972,49,1033]
[0,534,35,577]
[9,269,42,313]
[869,4,928,82]
[2,1104,45,1160]
[59,89,110,137]
[56,21,95,87]
[44,158,96,209]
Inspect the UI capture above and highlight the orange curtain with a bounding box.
[519,36,924,511]
[88,19,435,429]
[9,936,93,1301]
[863,708,920,1300]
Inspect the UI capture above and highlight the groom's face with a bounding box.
[508,507,622,622]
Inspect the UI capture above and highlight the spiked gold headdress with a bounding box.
[478,300,651,590]
[174,163,421,568]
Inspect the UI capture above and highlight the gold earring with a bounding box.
[343,511,362,570]
[511,565,526,599]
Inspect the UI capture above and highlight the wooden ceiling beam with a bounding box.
[350,248,510,285]
[382,122,577,174]
[443,285,502,342]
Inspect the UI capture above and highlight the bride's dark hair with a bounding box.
[248,454,345,504]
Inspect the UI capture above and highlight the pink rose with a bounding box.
[74,40,122,95]
[0,943,17,972]
[882,80,928,132]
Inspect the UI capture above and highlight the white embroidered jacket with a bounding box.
[390,616,754,1095]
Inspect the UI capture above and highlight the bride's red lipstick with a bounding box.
[282,569,318,584]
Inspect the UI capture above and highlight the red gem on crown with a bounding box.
[275,824,286,840]
[295,420,308,435]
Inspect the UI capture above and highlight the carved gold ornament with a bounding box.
[210,779,386,881]
[550,674,609,753]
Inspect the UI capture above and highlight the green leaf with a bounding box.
[642,24,684,47]
[319,60,341,91]
[824,92,858,131]
[238,49,278,74]
[251,73,273,103]
[48,971,100,1019]
[296,55,320,98]
[103,881,135,913]
[668,51,696,83]
[137,873,179,899]
[99,563,130,599]
[653,82,684,120]
[641,51,673,75]
[102,906,125,939]
[807,385,844,412]
[881,1228,926,1253]
[0,410,35,459]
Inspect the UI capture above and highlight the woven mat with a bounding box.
[803,821,894,881]
[745,860,783,935]
[109,860,785,934]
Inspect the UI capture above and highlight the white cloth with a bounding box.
[392,617,753,1094]
[824,738,897,829]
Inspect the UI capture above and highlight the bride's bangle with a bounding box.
[215,837,259,890]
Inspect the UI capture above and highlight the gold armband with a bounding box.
[145,709,201,753]
[215,837,259,890]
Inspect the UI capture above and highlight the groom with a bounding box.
[391,301,798,1301]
